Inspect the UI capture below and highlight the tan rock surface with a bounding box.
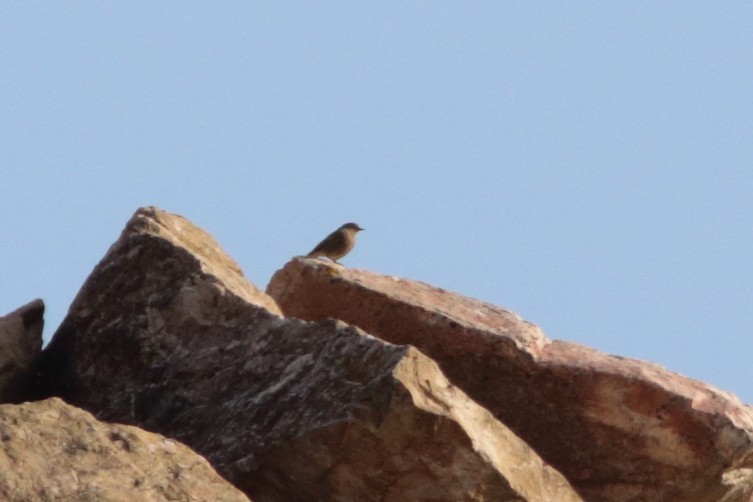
[38,207,581,501]
[268,257,753,501]
[0,397,249,502]
[0,298,44,402]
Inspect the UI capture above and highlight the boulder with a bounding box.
[267,257,753,501]
[0,397,249,502]
[0,298,44,402]
[38,207,581,502]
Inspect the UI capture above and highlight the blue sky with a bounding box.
[2,4,752,402]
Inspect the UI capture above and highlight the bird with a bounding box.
[307,222,364,263]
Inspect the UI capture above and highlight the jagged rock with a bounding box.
[267,258,753,502]
[722,468,753,502]
[0,299,44,402]
[0,397,249,502]
[38,207,582,502]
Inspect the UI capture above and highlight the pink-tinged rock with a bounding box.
[38,207,581,501]
[0,397,250,502]
[267,257,753,501]
[0,298,44,402]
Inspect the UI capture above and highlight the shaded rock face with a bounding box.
[39,207,582,502]
[268,258,753,502]
[0,397,249,502]
[0,298,44,402]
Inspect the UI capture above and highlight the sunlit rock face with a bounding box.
[0,397,250,502]
[268,257,753,501]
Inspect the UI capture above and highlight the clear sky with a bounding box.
[2,4,752,402]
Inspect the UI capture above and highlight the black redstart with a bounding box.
[307,223,364,263]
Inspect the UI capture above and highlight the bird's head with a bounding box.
[340,222,364,232]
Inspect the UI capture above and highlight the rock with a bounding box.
[246,342,583,502]
[38,207,582,501]
[267,257,753,502]
[0,397,249,502]
[0,299,44,402]
[722,468,753,502]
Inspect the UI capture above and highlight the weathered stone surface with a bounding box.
[722,468,753,502]
[39,207,581,502]
[0,397,249,502]
[240,339,582,502]
[0,298,44,402]
[268,257,753,502]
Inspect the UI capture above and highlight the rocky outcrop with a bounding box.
[0,397,249,502]
[0,299,44,402]
[38,207,582,502]
[268,258,753,502]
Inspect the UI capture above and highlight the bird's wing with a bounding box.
[308,230,346,256]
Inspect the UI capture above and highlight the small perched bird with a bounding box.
[307,222,364,263]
